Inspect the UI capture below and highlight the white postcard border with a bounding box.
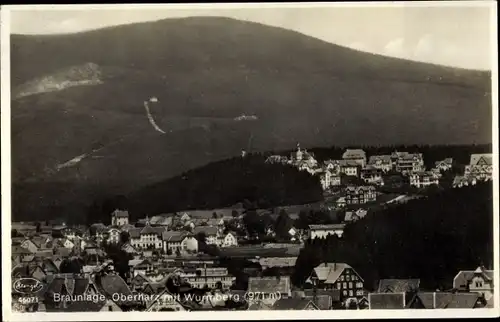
[1,2,498,321]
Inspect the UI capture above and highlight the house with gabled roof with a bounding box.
[193,226,219,245]
[342,149,367,168]
[129,223,166,250]
[392,152,425,175]
[464,153,493,181]
[110,209,129,227]
[409,171,439,188]
[19,238,40,253]
[44,275,102,311]
[368,155,393,172]
[345,185,377,205]
[434,158,453,172]
[360,166,384,186]
[453,266,494,301]
[307,263,364,302]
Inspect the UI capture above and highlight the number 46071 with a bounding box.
[18,296,38,305]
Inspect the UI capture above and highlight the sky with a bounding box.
[7,3,495,70]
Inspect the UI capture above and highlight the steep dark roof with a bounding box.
[272,298,318,310]
[409,292,484,309]
[98,273,133,300]
[377,279,420,293]
[369,293,406,309]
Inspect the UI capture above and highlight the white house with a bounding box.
[453,266,494,301]
[339,160,359,177]
[360,166,384,186]
[180,267,236,289]
[464,154,493,181]
[217,232,238,248]
[409,171,439,188]
[434,158,453,172]
[368,155,393,172]
[110,209,129,227]
[393,152,425,175]
[342,149,367,168]
[129,224,166,250]
[107,228,121,244]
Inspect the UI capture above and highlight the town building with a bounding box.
[453,266,494,301]
[107,228,121,244]
[392,152,425,175]
[409,171,439,188]
[110,209,129,227]
[368,155,393,172]
[128,224,166,250]
[345,186,377,205]
[434,158,453,172]
[342,149,367,168]
[308,224,346,239]
[338,160,360,177]
[464,153,493,181]
[179,267,235,289]
[360,166,384,186]
[217,232,238,248]
[192,226,219,245]
[307,263,365,302]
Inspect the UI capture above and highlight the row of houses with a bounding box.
[266,145,493,191]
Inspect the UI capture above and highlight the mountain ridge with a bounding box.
[10,16,492,221]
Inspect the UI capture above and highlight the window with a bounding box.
[337,282,341,289]
[353,275,357,281]
[108,305,113,311]
[356,290,364,296]
[340,276,345,281]
[346,275,350,281]
[343,290,347,296]
[356,282,363,288]
[349,290,353,297]
[343,282,347,289]
[349,282,353,288]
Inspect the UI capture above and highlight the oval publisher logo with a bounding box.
[12,278,43,294]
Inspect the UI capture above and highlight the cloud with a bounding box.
[413,34,435,59]
[383,37,406,57]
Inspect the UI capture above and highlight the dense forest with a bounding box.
[292,182,494,291]
[87,154,323,223]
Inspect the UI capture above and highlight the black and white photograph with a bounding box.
[1,2,498,320]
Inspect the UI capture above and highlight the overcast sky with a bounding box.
[7,3,495,70]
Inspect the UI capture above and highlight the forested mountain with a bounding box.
[11,17,491,222]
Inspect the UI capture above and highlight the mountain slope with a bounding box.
[10,17,492,221]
